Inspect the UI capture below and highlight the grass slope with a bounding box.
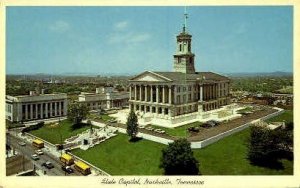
[193,128,293,175]
[266,110,293,123]
[72,134,165,175]
[30,120,92,144]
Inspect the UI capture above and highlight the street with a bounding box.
[7,133,82,176]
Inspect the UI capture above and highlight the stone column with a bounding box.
[213,84,215,99]
[156,85,159,103]
[40,103,43,119]
[139,85,142,101]
[205,86,208,100]
[54,102,58,116]
[145,85,148,102]
[59,101,62,116]
[200,86,203,102]
[168,86,172,104]
[45,102,48,118]
[174,86,177,104]
[35,104,38,119]
[25,104,28,120]
[50,102,53,117]
[150,85,153,102]
[30,104,33,119]
[134,85,137,100]
[162,86,165,103]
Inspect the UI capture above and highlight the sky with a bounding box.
[6,6,293,75]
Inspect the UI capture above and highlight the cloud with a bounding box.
[108,32,151,45]
[114,21,128,30]
[49,20,70,33]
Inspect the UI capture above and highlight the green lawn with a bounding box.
[193,128,293,175]
[30,120,93,144]
[266,110,293,123]
[72,134,165,175]
[236,106,253,114]
[88,113,114,122]
[151,122,202,138]
[71,128,293,175]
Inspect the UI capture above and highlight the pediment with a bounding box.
[130,71,172,82]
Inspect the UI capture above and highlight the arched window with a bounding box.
[179,44,182,51]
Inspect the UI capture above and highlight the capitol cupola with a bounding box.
[173,7,195,74]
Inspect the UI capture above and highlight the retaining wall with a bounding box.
[191,108,285,149]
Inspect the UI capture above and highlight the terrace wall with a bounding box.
[191,108,285,149]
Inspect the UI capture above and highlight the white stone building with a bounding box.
[128,12,230,126]
[6,91,68,122]
[78,87,129,110]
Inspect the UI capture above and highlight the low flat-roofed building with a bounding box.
[6,90,68,122]
[78,87,129,110]
[272,93,293,105]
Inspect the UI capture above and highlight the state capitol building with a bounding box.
[128,11,231,127]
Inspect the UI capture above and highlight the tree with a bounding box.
[126,109,138,140]
[160,138,199,175]
[67,102,89,124]
[247,124,293,167]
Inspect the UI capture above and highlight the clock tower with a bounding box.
[173,8,195,74]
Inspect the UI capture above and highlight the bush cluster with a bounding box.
[21,121,44,133]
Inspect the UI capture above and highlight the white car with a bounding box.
[35,149,44,155]
[31,154,39,160]
[18,141,26,146]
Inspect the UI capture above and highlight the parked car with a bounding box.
[35,149,44,155]
[42,161,54,169]
[18,141,26,146]
[202,120,220,128]
[31,154,39,160]
[61,165,74,173]
[188,127,200,132]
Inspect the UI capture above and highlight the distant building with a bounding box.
[78,87,129,110]
[6,90,68,122]
[272,93,293,105]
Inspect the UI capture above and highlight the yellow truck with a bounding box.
[59,153,74,166]
[74,161,91,175]
[32,139,44,149]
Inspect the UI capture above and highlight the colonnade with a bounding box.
[22,100,67,120]
[129,81,230,117]
[130,84,173,104]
